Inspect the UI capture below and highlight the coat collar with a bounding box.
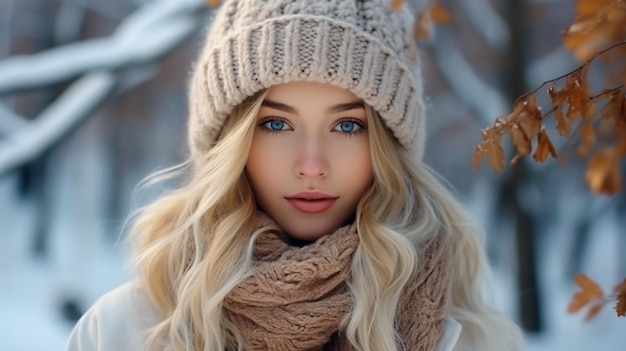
[435,317,462,351]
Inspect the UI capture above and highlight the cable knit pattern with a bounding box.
[394,234,451,351]
[188,0,426,158]
[222,216,450,350]
[223,219,357,350]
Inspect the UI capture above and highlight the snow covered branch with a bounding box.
[0,73,116,175]
[0,0,206,93]
[0,104,28,136]
[0,0,208,175]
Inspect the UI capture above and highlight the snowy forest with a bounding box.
[1,0,625,350]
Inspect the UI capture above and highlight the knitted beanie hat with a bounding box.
[188,0,426,158]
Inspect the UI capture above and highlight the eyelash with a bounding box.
[258,116,291,135]
[334,118,367,137]
[257,117,367,136]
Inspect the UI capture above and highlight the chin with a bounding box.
[267,211,357,243]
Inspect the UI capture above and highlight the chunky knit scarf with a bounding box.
[222,217,450,351]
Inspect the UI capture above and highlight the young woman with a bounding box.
[65,0,524,350]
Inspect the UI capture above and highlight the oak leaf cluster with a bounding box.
[563,0,626,61]
[568,273,626,322]
[473,0,626,196]
[471,0,626,322]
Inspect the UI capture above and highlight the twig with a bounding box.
[514,41,626,104]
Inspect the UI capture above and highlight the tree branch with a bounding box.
[0,0,206,93]
[0,72,117,175]
[0,0,208,174]
[0,103,28,137]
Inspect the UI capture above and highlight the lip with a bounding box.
[285,192,339,214]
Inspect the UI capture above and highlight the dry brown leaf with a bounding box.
[520,117,543,141]
[523,94,544,120]
[413,20,431,41]
[548,86,567,108]
[506,96,544,164]
[510,124,531,164]
[412,1,450,41]
[534,128,558,162]
[583,96,597,120]
[430,3,452,24]
[563,0,626,61]
[568,291,592,313]
[554,105,571,136]
[614,278,626,317]
[568,274,626,321]
[390,0,405,11]
[563,69,592,122]
[598,90,624,126]
[548,86,572,136]
[514,96,542,134]
[577,121,597,155]
[486,132,505,173]
[585,148,623,194]
[616,296,626,317]
[568,273,605,321]
[471,146,484,170]
[584,302,604,322]
[205,0,221,7]
[574,272,604,298]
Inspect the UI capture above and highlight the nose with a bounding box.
[294,136,329,178]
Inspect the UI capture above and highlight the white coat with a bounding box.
[64,281,463,351]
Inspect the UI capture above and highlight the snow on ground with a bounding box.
[0,174,127,351]
[525,212,626,350]
[0,229,128,351]
[1,175,625,350]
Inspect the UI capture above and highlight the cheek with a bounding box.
[333,140,373,186]
[246,140,287,190]
[246,148,267,188]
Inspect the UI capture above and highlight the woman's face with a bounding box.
[245,82,374,241]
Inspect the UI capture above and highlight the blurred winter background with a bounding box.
[1,0,625,350]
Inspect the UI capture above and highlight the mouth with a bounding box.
[285,192,338,214]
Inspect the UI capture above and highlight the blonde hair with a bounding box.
[130,91,524,351]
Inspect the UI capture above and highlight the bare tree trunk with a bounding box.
[501,0,543,333]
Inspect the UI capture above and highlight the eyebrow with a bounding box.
[261,99,365,114]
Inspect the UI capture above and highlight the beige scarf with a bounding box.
[223,217,450,350]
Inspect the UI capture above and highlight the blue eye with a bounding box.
[260,118,290,131]
[333,120,363,134]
